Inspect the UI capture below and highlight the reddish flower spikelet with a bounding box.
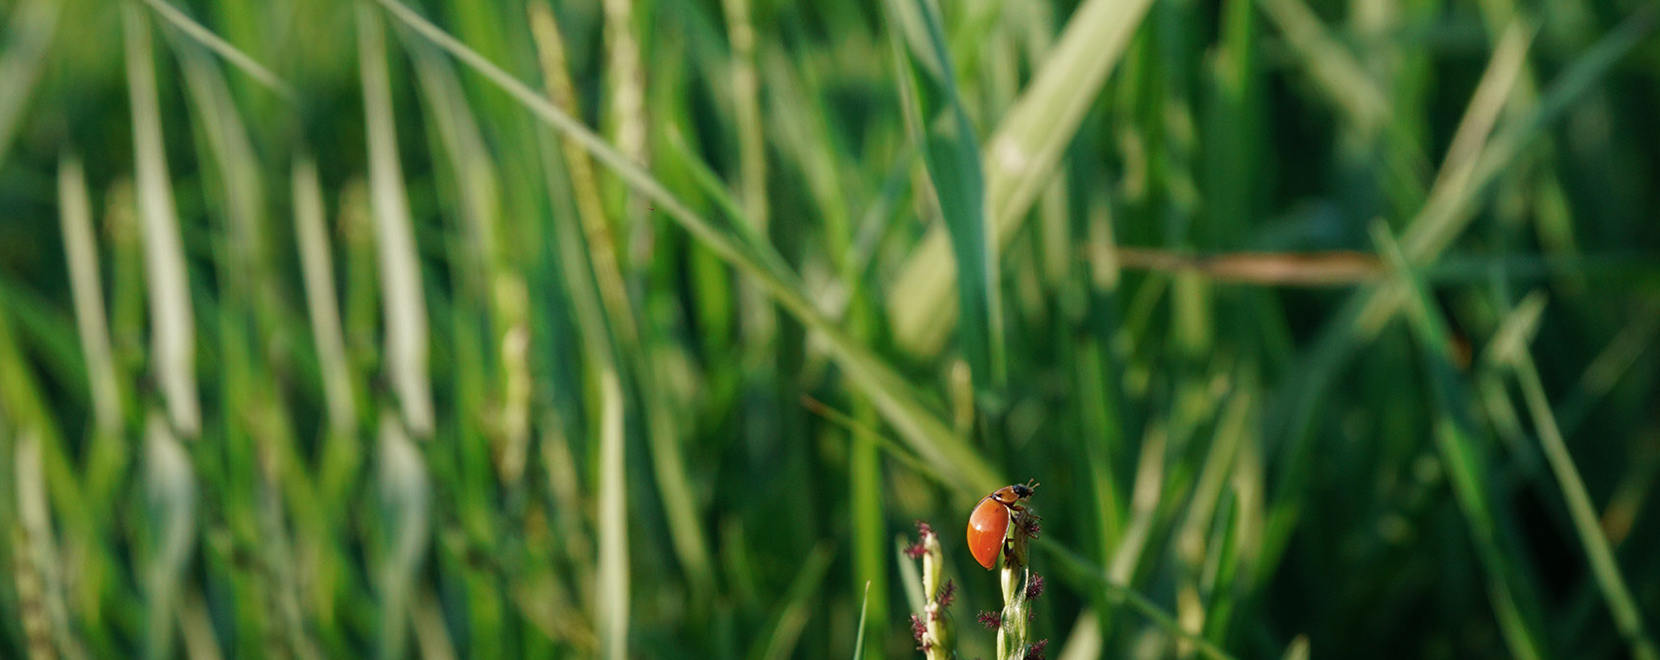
[910,613,928,647]
[904,542,927,559]
[977,610,1002,629]
[1024,639,1049,660]
[938,579,957,608]
[1025,574,1045,600]
[916,520,935,540]
[1019,513,1042,538]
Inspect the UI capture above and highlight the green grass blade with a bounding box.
[886,0,1155,356]
[851,580,870,660]
[884,0,1004,387]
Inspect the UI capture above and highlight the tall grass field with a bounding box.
[2,0,1659,657]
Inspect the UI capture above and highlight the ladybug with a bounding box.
[966,481,1037,570]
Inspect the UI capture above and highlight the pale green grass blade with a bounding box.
[357,0,433,438]
[57,154,121,439]
[292,155,358,436]
[138,0,293,99]
[595,367,629,660]
[884,0,1005,386]
[886,0,1154,355]
[374,0,1002,493]
[0,0,59,167]
[124,1,200,438]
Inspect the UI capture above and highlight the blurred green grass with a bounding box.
[2,0,1660,657]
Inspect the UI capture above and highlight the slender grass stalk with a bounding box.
[292,156,357,436]
[852,581,871,660]
[1511,344,1657,660]
[137,0,294,99]
[357,0,433,438]
[57,155,121,439]
[603,0,650,267]
[720,0,778,365]
[124,1,200,439]
[721,0,766,234]
[905,523,954,660]
[996,510,1038,660]
[525,2,638,346]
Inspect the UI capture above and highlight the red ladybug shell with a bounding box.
[967,496,1011,569]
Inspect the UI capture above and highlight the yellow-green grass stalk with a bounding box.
[526,3,715,602]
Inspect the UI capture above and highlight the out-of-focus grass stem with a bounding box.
[124,1,200,439]
[357,0,434,438]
